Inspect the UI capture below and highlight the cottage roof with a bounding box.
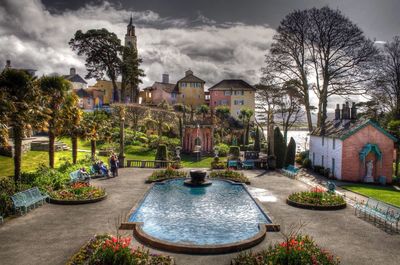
[208,79,255,91]
[74,88,91,98]
[311,119,397,142]
[177,73,205,84]
[63,74,87,84]
[152,82,176,93]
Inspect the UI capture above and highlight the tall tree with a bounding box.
[112,104,126,167]
[125,104,148,131]
[39,76,71,168]
[83,111,111,159]
[368,36,400,119]
[69,29,123,102]
[121,45,145,103]
[285,137,296,167]
[197,104,210,120]
[60,93,83,164]
[273,127,286,169]
[238,108,254,145]
[0,69,47,184]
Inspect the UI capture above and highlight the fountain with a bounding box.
[184,169,212,187]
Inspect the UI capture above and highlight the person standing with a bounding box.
[110,154,118,178]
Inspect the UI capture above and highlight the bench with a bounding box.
[282,165,299,178]
[70,170,91,183]
[11,187,49,215]
[242,160,255,169]
[227,160,239,169]
[355,198,400,232]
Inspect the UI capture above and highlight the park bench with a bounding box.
[355,198,400,232]
[227,160,240,169]
[282,165,299,178]
[11,187,49,215]
[242,160,255,169]
[70,170,91,183]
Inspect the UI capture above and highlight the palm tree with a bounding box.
[0,69,47,184]
[39,76,71,168]
[60,93,83,164]
[239,108,254,145]
[83,111,111,159]
[215,106,231,142]
[197,104,210,121]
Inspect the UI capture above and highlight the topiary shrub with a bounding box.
[273,127,286,169]
[216,143,229,157]
[155,144,168,161]
[302,158,312,169]
[229,146,240,159]
[254,126,261,152]
[285,137,296,167]
[211,157,226,169]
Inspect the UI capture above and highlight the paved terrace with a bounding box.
[0,169,399,265]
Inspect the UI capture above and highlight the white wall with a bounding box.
[309,135,343,179]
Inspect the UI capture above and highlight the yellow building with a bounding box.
[174,70,205,107]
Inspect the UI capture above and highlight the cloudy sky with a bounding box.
[1,0,399,106]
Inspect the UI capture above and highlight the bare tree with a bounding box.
[124,104,148,131]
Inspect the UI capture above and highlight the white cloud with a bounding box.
[0,0,275,89]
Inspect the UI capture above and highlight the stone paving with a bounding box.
[0,169,399,265]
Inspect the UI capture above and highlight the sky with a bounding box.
[1,0,399,110]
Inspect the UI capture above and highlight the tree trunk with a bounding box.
[13,126,23,186]
[320,88,329,134]
[71,135,78,164]
[119,118,125,168]
[111,79,120,103]
[121,80,126,103]
[48,128,55,168]
[303,94,313,132]
[245,122,250,145]
[90,140,96,160]
[178,117,183,145]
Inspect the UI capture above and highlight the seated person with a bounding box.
[99,161,110,177]
[92,161,101,174]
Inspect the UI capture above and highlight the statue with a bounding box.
[364,160,374,183]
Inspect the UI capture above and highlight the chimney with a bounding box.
[5,60,11,68]
[334,104,340,120]
[185,69,193,76]
[341,104,346,120]
[351,102,357,120]
[70,67,76,75]
[162,73,169,83]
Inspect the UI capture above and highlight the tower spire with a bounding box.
[129,13,133,26]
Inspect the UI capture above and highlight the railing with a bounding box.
[126,160,174,168]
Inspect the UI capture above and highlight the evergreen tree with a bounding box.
[254,126,261,152]
[121,44,145,103]
[273,127,286,168]
[285,137,296,167]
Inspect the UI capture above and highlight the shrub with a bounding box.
[324,168,331,178]
[229,146,240,159]
[232,235,340,265]
[155,144,168,161]
[254,126,261,152]
[211,157,226,169]
[288,189,346,206]
[49,182,106,201]
[274,127,286,169]
[216,143,229,157]
[147,168,187,182]
[209,170,249,183]
[302,158,312,169]
[285,137,296,167]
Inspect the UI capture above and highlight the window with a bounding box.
[234,90,244,95]
[180,82,186,88]
[218,99,228,105]
[171,93,176,98]
[332,158,335,176]
[332,138,336,149]
[224,91,231,96]
[322,136,325,146]
[321,155,324,167]
[234,100,244,105]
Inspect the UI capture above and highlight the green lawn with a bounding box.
[341,184,400,207]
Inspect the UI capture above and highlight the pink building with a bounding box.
[141,74,177,105]
[183,125,213,154]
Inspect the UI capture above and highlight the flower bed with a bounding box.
[232,235,340,265]
[287,187,346,210]
[146,168,187,183]
[49,182,107,204]
[209,170,250,184]
[67,234,174,265]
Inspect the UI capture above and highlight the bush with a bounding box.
[49,182,106,201]
[288,187,346,206]
[155,144,168,161]
[232,235,340,265]
[324,168,331,178]
[302,158,312,169]
[229,146,240,159]
[147,168,187,182]
[209,170,249,183]
[254,126,261,152]
[211,157,226,169]
[274,127,286,169]
[285,137,296,167]
[216,143,229,157]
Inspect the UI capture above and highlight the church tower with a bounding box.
[125,15,137,50]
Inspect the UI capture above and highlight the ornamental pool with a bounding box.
[128,179,274,252]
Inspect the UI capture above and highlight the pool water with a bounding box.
[129,179,271,245]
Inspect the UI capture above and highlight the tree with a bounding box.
[83,111,111,159]
[39,76,71,168]
[125,104,148,131]
[121,45,145,103]
[69,29,123,102]
[215,106,231,143]
[145,105,176,138]
[173,103,187,144]
[0,69,48,184]
[112,104,126,167]
[238,108,254,145]
[59,93,83,164]
[387,120,400,179]
[197,104,210,120]
[273,127,286,169]
[254,126,261,152]
[285,137,296,166]
[368,36,400,120]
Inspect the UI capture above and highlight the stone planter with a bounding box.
[184,170,211,187]
[286,198,346,210]
[48,193,107,205]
